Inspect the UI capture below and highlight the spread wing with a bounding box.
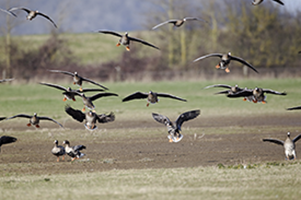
[0,117,6,121]
[262,89,286,95]
[215,90,231,95]
[8,7,31,14]
[287,106,301,111]
[227,89,253,98]
[204,84,232,89]
[230,56,258,73]
[36,12,57,28]
[272,0,284,5]
[98,30,122,38]
[122,92,148,102]
[151,19,179,30]
[6,114,32,120]
[97,112,115,123]
[193,53,223,63]
[80,77,108,90]
[0,8,17,17]
[73,145,86,151]
[49,70,74,77]
[0,136,17,146]
[262,138,284,146]
[156,93,187,102]
[39,82,67,92]
[38,116,63,128]
[152,113,172,127]
[80,88,105,93]
[89,92,118,101]
[175,110,200,131]
[293,134,301,143]
[65,105,85,123]
[128,36,160,50]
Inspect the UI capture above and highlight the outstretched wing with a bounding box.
[122,92,148,102]
[38,116,63,128]
[65,105,85,123]
[157,93,187,102]
[36,12,57,28]
[230,56,258,73]
[128,36,160,50]
[293,134,301,143]
[97,112,115,123]
[0,8,17,17]
[0,117,6,121]
[263,89,286,96]
[175,110,200,131]
[80,88,105,93]
[49,70,74,77]
[204,84,232,89]
[80,77,108,90]
[98,30,122,38]
[227,89,253,98]
[8,7,31,14]
[272,0,284,5]
[152,113,172,127]
[262,138,284,146]
[6,114,32,120]
[287,106,301,111]
[39,82,67,92]
[215,90,231,95]
[90,92,118,101]
[151,19,178,30]
[73,145,86,151]
[193,53,223,63]
[0,136,17,146]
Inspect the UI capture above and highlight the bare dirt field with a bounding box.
[1,112,300,176]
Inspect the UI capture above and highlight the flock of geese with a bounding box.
[0,0,300,163]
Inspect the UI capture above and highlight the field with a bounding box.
[1,78,301,199]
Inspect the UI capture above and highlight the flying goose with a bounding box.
[193,52,258,73]
[0,136,17,152]
[227,87,286,103]
[98,30,160,51]
[6,113,63,128]
[263,132,301,160]
[0,8,17,17]
[204,84,244,95]
[122,91,187,107]
[77,92,118,112]
[51,140,66,162]
[63,140,86,162]
[252,0,284,6]
[49,70,108,91]
[152,110,200,143]
[65,105,115,130]
[39,82,105,101]
[8,7,57,28]
[152,17,206,30]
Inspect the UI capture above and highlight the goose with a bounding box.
[252,0,284,6]
[0,8,17,17]
[8,7,57,28]
[193,52,258,73]
[122,91,187,107]
[65,105,115,130]
[263,132,301,160]
[77,92,118,112]
[51,140,65,162]
[39,82,105,101]
[152,17,206,30]
[98,30,160,51]
[63,140,86,162]
[6,113,63,128]
[0,136,17,152]
[152,110,200,143]
[204,84,244,95]
[0,78,14,83]
[49,70,108,91]
[227,87,286,103]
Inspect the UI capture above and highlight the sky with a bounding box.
[0,0,300,35]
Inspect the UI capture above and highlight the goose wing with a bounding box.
[49,70,74,77]
[156,93,187,102]
[230,56,258,73]
[98,30,122,38]
[39,82,67,92]
[122,92,148,102]
[152,113,172,127]
[272,0,284,5]
[128,36,160,50]
[262,89,286,95]
[227,89,253,98]
[73,145,86,151]
[193,53,223,63]
[204,84,232,89]
[151,19,179,30]
[65,105,85,122]
[6,114,32,120]
[175,110,200,131]
[0,117,6,121]
[36,12,57,28]
[0,8,17,17]
[8,7,31,14]
[80,77,108,90]
[287,106,301,111]
[97,112,115,123]
[38,116,63,128]
[80,88,105,93]
[89,92,118,101]
[293,134,301,143]
[0,136,17,146]
[262,138,284,145]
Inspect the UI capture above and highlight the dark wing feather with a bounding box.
[0,136,17,146]
[8,7,31,14]
[39,82,67,92]
[98,30,122,37]
[0,117,6,121]
[80,88,105,93]
[122,92,148,102]
[127,36,160,50]
[89,92,118,101]
[293,134,301,143]
[287,106,301,111]
[73,145,86,151]
[227,89,253,98]
[156,93,187,102]
[97,112,115,123]
[49,70,74,77]
[6,114,32,120]
[273,0,284,5]
[0,8,17,17]
[152,113,172,127]
[36,12,57,28]
[193,53,223,62]
[262,138,284,145]
[65,105,85,123]
[262,89,286,95]
[175,110,200,131]
[230,56,258,73]
[151,19,178,30]
[80,77,108,90]
[204,84,232,89]
[38,116,63,128]
[215,90,231,95]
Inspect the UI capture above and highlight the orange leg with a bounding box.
[72,98,76,101]
[243,97,247,101]
[82,107,86,112]
[215,64,220,69]
[57,157,60,162]
[252,99,258,103]
[79,87,83,92]
[262,101,266,104]
[169,138,173,143]
[116,42,121,47]
[73,82,76,85]
[62,155,65,161]
[225,68,230,73]
[35,124,40,128]
[126,46,130,51]
[63,97,67,101]
[27,123,31,127]
[146,103,149,107]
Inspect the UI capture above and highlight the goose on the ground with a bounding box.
[51,140,66,162]
[63,140,86,162]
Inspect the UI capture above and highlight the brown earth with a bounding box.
[0,113,301,175]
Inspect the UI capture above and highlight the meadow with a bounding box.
[0,78,301,200]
